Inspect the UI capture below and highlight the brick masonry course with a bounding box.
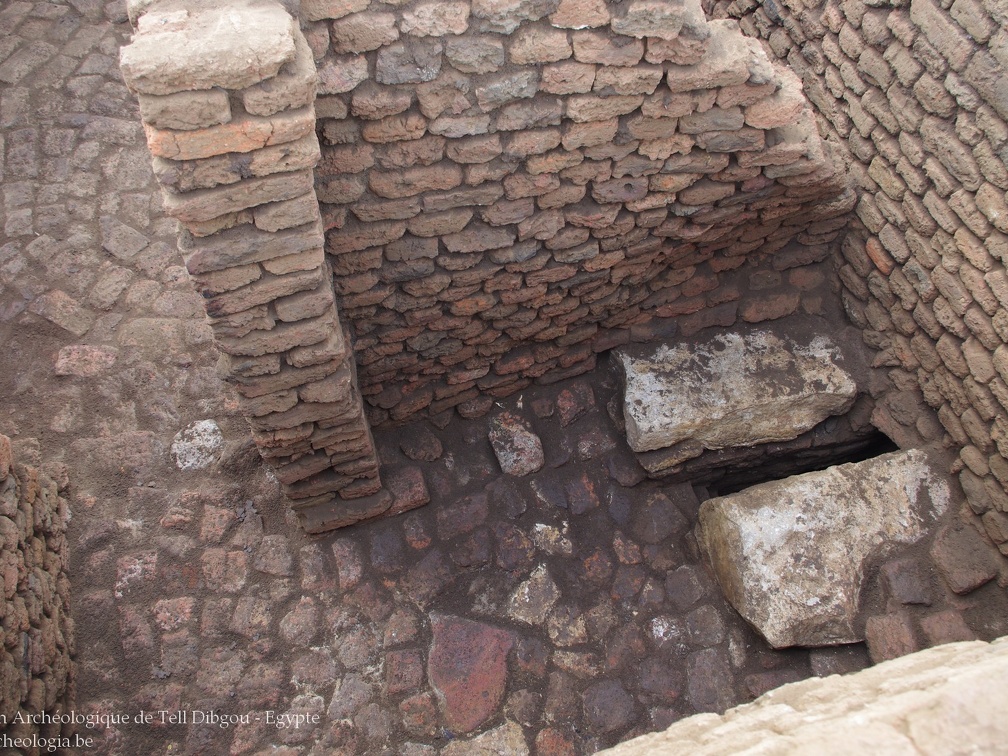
[716,0,1008,557]
[305,0,855,431]
[120,0,384,533]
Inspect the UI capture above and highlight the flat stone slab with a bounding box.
[120,0,297,95]
[614,330,857,466]
[695,450,950,648]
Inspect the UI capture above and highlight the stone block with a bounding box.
[162,168,314,224]
[665,20,754,93]
[510,26,572,64]
[350,84,413,121]
[153,132,320,193]
[566,94,644,122]
[300,0,369,22]
[180,219,324,274]
[541,61,597,94]
[610,0,696,40]
[593,65,664,95]
[331,12,399,54]
[376,40,443,85]
[476,70,539,110]
[402,2,471,36]
[550,0,610,28]
[316,54,369,94]
[471,0,562,34]
[138,88,231,131]
[120,2,297,95]
[615,328,857,457]
[572,31,644,66]
[445,36,506,74]
[697,450,950,648]
[241,30,317,117]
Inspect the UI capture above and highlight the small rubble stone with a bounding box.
[509,564,561,624]
[583,679,637,734]
[930,520,1000,594]
[489,411,545,476]
[170,419,223,470]
[865,613,919,663]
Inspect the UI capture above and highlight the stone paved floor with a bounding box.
[2,3,1007,755]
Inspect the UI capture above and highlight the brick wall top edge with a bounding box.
[301,0,711,41]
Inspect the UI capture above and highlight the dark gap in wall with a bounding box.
[698,429,899,499]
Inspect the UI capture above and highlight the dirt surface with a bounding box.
[2,2,1007,755]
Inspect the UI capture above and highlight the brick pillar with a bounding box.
[120,0,394,533]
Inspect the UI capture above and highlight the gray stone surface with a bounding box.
[615,330,857,464]
[696,450,951,648]
[119,1,297,95]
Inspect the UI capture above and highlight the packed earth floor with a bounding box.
[3,2,1008,755]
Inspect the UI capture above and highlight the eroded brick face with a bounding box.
[308,0,853,429]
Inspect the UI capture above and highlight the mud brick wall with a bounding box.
[304,0,857,426]
[0,436,75,742]
[713,0,1008,555]
[119,1,393,534]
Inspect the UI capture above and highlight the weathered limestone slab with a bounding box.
[695,450,951,648]
[120,1,297,95]
[598,638,1008,756]
[614,330,857,469]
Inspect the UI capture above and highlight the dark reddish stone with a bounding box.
[809,645,871,677]
[919,609,976,645]
[630,491,688,544]
[605,448,647,487]
[450,527,491,567]
[346,581,394,622]
[401,548,454,607]
[544,671,579,723]
[428,614,514,733]
[494,522,536,571]
[611,564,646,601]
[582,679,637,734]
[556,382,594,426]
[486,477,528,518]
[370,524,404,573]
[686,648,734,713]
[686,605,725,647]
[864,612,919,663]
[606,625,647,671]
[613,531,642,564]
[638,656,682,703]
[535,727,577,756]
[531,397,554,417]
[403,511,432,549]
[512,636,549,679]
[565,471,600,515]
[881,557,933,605]
[580,547,614,585]
[665,565,706,610]
[385,465,431,517]
[531,472,568,508]
[930,520,1000,594]
[386,648,424,695]
[436,492,489,540]
[399,423,443,461]
[400,691,439,737]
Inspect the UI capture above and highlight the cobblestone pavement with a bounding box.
[2,2,1007,755]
